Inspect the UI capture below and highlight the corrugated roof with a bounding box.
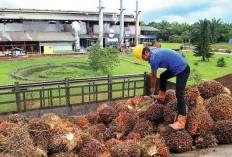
[0,9,135,22]
[0,31,75,41]
[140,26,159,31]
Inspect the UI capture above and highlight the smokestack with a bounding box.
[99,0,104,48]
[119,0,125,48]
[135,0,140,46]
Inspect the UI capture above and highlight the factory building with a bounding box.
[0,8,158,55]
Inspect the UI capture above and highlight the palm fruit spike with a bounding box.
[186,106,214,136]
[132,118,154,138]
[110,140,141,157]
[27,118,52,150]
[140,134,169,157]
[0,127,37,157]
[157,89,176,104]
[205,94,232,121]
[79,138,111,157]
[145,103,164,124]
[197,80,225,99]
[194,133,218,149]
[184,86,204,111]
[214,120,232,144]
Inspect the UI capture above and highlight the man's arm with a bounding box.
[150,70,157,94]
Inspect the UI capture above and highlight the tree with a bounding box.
[209,18,223,43]
[194,19,213,61]
[88,44,119,74]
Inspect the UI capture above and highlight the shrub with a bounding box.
[194,61,199,66]
[168,35,182,43]
[88,44,119,74]
[226,49,231,54]
[217,57,226,67]
[189,69,202,85]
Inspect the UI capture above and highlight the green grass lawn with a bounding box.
[0,52,231,86]
[211,43,232,50]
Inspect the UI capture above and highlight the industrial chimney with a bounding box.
[135,0,140,46]
[119,0,125,48]
[99,0,104,47]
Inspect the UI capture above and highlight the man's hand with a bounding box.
[150,87,155,94]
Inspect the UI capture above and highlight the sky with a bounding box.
[0,0,232,24]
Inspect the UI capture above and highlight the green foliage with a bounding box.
[217,57,226,67]
[88,44,119,74]
[168,35,182,43]
[214,48,219,52]
[194,19,213,61]
[226,49,231,54]
[188,69,202,85]
[194,61,199,66]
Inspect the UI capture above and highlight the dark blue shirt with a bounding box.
[150,48,188,76]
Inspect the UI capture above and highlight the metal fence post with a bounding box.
[14,82,21,112]
[65,78,70,106]
[144,72,151,96]
[108,75,112,100]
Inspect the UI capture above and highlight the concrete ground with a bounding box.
[171,144,232,157]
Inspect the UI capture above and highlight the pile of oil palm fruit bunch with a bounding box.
[0,80,231,157]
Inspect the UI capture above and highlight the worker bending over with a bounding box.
[133,45,190,131]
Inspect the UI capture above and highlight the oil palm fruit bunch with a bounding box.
[184,86,204,111]
[213,120,232,144]
[186,106,215,136]
[205,94,232,121]
[197,80,226,99]
[145,103,164,124]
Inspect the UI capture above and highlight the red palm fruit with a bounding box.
[132,118,154,138]
[145,103,164,124]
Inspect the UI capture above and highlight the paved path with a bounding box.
[171,144,232,157]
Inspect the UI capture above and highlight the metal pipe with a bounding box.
[99,0,104,47]
[120,0,125,48]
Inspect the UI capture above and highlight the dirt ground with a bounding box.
[215,73,232,91]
